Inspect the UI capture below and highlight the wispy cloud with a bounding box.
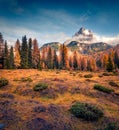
[93,33,119,45]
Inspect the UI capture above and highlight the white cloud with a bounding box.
[92,33,119,45]
[0,18,70,46]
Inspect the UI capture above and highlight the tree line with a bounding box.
[0,33,119,72]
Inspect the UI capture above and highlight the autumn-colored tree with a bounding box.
[60,44,69,69]
[102,54,108,69]
[3,41,9,69]
[14,40,21,68]
[80,57,87,71]
[9,46,14,69]
[69,56,73,69]
[32,39,40,68]
[15,39,20,52]
[73,51,78,70]
[28,38,33,68]
[14,49,21,68]
[20,36,28,68]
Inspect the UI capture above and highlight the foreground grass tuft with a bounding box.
[94,84,114,94]
[104,122,117,130]
[0,78,9,87]
[109,81,119,87]
[33,82,48,91]
[70,102,104,121]
[84,74,93,78]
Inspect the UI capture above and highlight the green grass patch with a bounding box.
[94,84,114,94]
[84,74,93,78]
[70,102,103,121]
[0,78,9,87]
[105,122,117,130]
[33,82,48,91]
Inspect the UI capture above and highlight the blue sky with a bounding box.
[0,0,119,46]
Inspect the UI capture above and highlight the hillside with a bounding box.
[0,70,119,130]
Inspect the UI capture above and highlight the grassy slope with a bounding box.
[0,69,119,130]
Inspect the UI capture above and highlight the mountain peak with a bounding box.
[74,27,93,37]
[72,27,93,43]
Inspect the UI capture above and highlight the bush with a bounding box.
[94,84,114,94]
[21,77,33,82]
[0,78,9,87]
[33,82,48,91]
[102,73,110,76]
[70,102,103,121]
[109,81,119,87]
[105,122,117,130]
[84,74,93,78]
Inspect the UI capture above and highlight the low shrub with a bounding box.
[94,84,114,94]
[98,75,103,78]
[0,78,9,87]
[84,74,93,78]
[105,122,117,130]
[109,81,119,87]
[21,77,33,82]
[33,82,48,91]
[70,102,103,121]
[102,73,110,76]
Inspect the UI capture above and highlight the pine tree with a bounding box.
[114,51,119,68]
[3,41,9,69]
[20,36,28,68]
[9,46,14,69]
[60,44,69,69]
[32,39,40,68]
[106,54,114,72]
[53,49,59,69]
[0,32,4,68]
[46,47,53,69]
[28,38,32,68]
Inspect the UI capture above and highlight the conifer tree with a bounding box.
[114,51,119,68]
[3,41,9,69]
[20,36,28,68]
[106,54,114,72]
[60,44,69,69]
[28,38,32,68]
[53,49,59,69]
[9,46,14,69]
[46,47,53,69]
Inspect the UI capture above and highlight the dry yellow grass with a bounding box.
[0,69,119,130]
